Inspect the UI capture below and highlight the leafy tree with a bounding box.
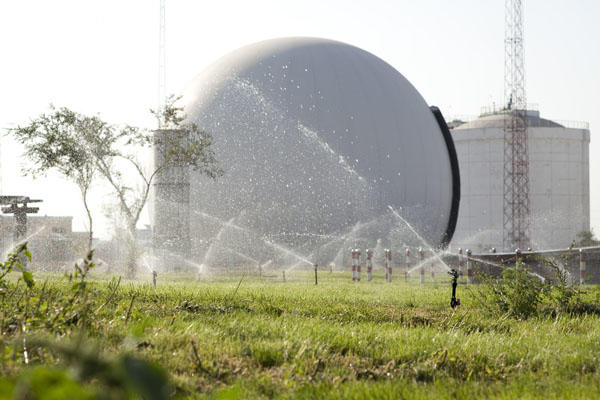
[575,230,600,247]
[10,107,98,251]
[10,96,222,277]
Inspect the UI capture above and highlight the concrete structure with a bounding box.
[451,109,590,251]
[154,37,460,268]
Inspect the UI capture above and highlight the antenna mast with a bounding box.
[158,0,166,128]
[503,0,530,250]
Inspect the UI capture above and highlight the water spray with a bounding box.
[448,269,460,308]
[579,249,586,285]
[366,249,373,281]
[419,248,425,284]
[384,249,392,282]
[466,249,472,285]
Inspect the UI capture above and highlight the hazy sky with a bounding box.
[0,0,598,238]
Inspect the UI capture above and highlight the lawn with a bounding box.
[1,265,600,399]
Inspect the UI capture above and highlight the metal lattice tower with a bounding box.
[503,0,530,250]
[158,0,166,128]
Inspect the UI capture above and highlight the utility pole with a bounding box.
[503,0,530,251]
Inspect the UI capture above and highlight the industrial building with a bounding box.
[450,109,590,251]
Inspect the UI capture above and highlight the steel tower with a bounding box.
[503,0,530,251]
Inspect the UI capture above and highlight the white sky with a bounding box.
[0,0,598,238]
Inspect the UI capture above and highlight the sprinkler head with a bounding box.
[447,269,459,279]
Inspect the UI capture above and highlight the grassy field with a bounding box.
[2,266,600,399]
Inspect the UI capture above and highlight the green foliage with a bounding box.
[10,98,223,276]
[4,245,600,398]
[0,243,33,293]
[477,260,549,319]
[575,230,600,247]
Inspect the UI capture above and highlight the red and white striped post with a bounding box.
[405,248,411,281]
[457,248,463,278]
[351,249,357,281]
[579,249,586,285]
[466,249,473,285]
[356,249,362,281]
[384,249,392,282]
[419,247,425,284]
[366,249,373,282]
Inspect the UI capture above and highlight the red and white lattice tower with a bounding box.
[503,0,531,250]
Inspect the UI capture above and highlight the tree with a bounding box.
[10,106,98,252]
[11,96,222,277]
[575,230,600,247]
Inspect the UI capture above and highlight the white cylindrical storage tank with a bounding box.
[157,37,460,268]
[450,110,590,251]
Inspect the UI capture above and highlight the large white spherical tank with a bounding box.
[180,37,459,266]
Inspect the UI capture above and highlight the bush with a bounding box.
[476,260,548,319]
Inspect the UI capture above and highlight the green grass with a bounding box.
[2,270,600,399]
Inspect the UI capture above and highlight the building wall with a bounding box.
[451,125,590,251]
[0,215,77,269]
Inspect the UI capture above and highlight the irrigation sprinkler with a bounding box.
[491,247,496,254]
[152,270,157,288]
[405,248,410,281]
[384,249,392,282]
[419,248,425,284]
[282,270,286,282]
[448,269,460,308]
[366,249,373,281]
[579,249,586,285]
[457,248,463,278]
[314,263,319,285]
[466,249,472,285]
[431,260,435,281]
